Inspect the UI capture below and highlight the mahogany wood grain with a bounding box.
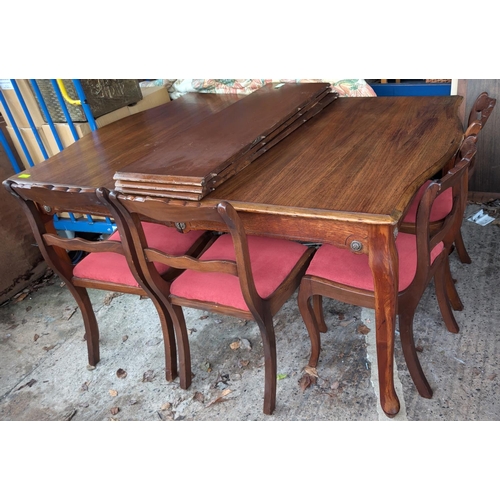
[209,96,463,224]
[9,93,243,198]
[113,83,331,184]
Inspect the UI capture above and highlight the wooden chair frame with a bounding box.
[3,181,213,382]
[298,142,476,398]
[400,91,495,266]
[100,190,315,415]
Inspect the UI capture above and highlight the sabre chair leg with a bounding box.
[435,262,460,334]
[170,305,192,390]
[297,284,322,368]
[398,310,433,398]
[444,255,464,312]
[70,286,100,367]
[150,296,178,382]
[454,228,472,264]
[258,313,277,415]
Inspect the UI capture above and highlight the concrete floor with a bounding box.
[1,203,499,421]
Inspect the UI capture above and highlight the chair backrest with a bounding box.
[100,189,266,319]
[414,136,477,271]
[464,119,482,139]
[3,181,126,287]
[468,92,496,128]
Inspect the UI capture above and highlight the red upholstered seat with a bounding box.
[305,234,443,292]
[170,234,310,311]
[403,181,453,224]
[74,222,207,287]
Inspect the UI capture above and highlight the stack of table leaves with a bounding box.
[113,82,338,201]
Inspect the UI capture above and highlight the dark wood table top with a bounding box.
[207,95,464,224]
[9,92,245,192]
[7,93,464,229]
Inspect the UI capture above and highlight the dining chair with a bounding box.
[449,91,495,264]
[399,132,481,328]
[3,181,213,382]
[100,189,315,415]
[297,139,476,399]
[401,92,495,266]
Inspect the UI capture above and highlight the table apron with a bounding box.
[186,212,389,253]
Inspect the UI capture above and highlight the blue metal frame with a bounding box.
[72,79,98,132]
[0,78,116,234]
[0,89,35,167]
[53,213,116,234]
[29,79,64,152]
[0,127,22,173]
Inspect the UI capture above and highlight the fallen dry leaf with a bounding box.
[206,389,232,407]
[239,360,250,367]
[357,324,371,335]
[161,402,172,411]
[199,315,209,320]
[109,389,118,397]
[303,366,319,378]
[298,373,317,392]
[157,410,174,421]
[116,369,127,379]
[415,345,424,352]
[193,392,205,403]
[14,293,29,302]
[110,407,120,415]
[230,340,240,350]
[80,381,90,392]
[142,370,155,382]
[43,345,56,352]
[122,335,128,342]
[33,334,39,342]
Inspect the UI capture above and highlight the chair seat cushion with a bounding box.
[305,233,443,292]
[403,181,453,223]
[170,234,309,311]
[73,223,207,287]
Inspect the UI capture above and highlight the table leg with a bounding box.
[368,225,400,417]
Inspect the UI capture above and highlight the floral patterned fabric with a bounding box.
[154,79,376,99]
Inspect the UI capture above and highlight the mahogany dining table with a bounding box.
[4,90,464,417]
